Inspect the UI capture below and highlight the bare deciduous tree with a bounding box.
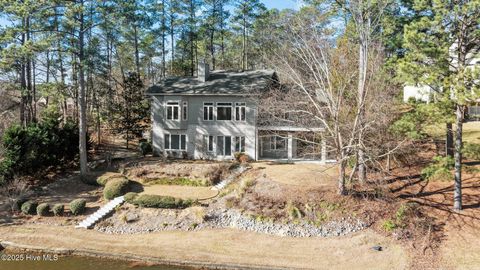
[259,8,398,195]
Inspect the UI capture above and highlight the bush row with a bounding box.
[19,199,86,216]
[125,193,194,209]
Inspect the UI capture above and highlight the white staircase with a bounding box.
[75,196,125,229]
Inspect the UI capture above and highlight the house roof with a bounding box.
[146,70,277,96]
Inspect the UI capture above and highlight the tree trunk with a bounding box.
[78,0,88,178]
[338,155,347,195]
[242,17,247,71]
[170,15,175,74]
[210,29,215,70]
[134,25,140,76]
[20,17,27,127]
[453,105,464,210]
[357,28,368,184]
[446,122,454,157]
[162,0,166,78]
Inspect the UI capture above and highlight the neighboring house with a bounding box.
[403,44,480,118]
[146,63,329,162]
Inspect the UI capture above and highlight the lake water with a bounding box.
[0,252,191,270]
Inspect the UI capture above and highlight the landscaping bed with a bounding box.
[124,161,234,186]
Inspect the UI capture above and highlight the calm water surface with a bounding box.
[0,252,191,270]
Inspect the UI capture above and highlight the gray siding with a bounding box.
[151,95,257,160]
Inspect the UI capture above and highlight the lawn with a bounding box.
[138,183,218,200]
[426,121,480,144]
[251,162,338,190]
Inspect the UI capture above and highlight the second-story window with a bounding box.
[235,102,246,121]
[217,102,232,120]
[182,101,188,121]
[204,102,214,121]
[166,101,180,120]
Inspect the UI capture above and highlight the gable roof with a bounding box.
[146,70,277,96]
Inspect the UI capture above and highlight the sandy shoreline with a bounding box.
[0,224,408,270]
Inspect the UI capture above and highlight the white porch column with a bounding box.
[321,138,327,164]
[287,134,293,161]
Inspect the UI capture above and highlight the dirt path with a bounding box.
[0,224,408,270]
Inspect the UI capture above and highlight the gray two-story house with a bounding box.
[146,63,329,162]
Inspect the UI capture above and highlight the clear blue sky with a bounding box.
[262,0,299,10]
[0,1,300,26]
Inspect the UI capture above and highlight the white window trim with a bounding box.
[165,101,181,121]
[203,102,215,121]
[182,101,188,121]
[235,102,246,122]
[204,135,214,152]
[216,135,233,156]
[216,102,233,121]
[235,136,246,153]
[164,134,187,151]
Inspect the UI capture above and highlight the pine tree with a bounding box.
[399,0,480,210]
[232,0,266,71]
[113,72,150,149]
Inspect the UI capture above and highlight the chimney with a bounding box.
[198,61,210,82]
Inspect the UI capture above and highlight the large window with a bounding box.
[269,136,286,150]
[235,136,245,152]
[217,136,232,156]
[217,102,232,120]
[204,135,214,152]
[235,103,246,121]
[203,102,214,121]
[166,101,180,120]
[165,134,186,150]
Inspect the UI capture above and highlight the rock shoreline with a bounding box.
[95,209,368,237]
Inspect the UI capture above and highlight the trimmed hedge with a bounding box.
[103,178,130,200]
[96,172,127,186]
[36,203,50,216]
[70,199,86,215]
[124,192,139,203]
[12,198,28,212]
[52,204,64,216]
[129,194,194,209]
[21,200,38,215]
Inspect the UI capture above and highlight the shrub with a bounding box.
[285,201,303,220]
[421,156,454,181]
[97,172,126,186]
[52,204,64,216]
[139,141,152,156]
[124,192,139,203]
[21,200,38,215]
[36,203,50,216]
[463,143,480,160]
[144,177,207,187]
[70,199,86,215]
[234,152,249,163]
[12,198,28,212]
[130,194,194,209]
[382,219,397,232]
[0,116,91,181]
[103,178,130,200]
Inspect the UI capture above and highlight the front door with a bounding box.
[216,136,232,158]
